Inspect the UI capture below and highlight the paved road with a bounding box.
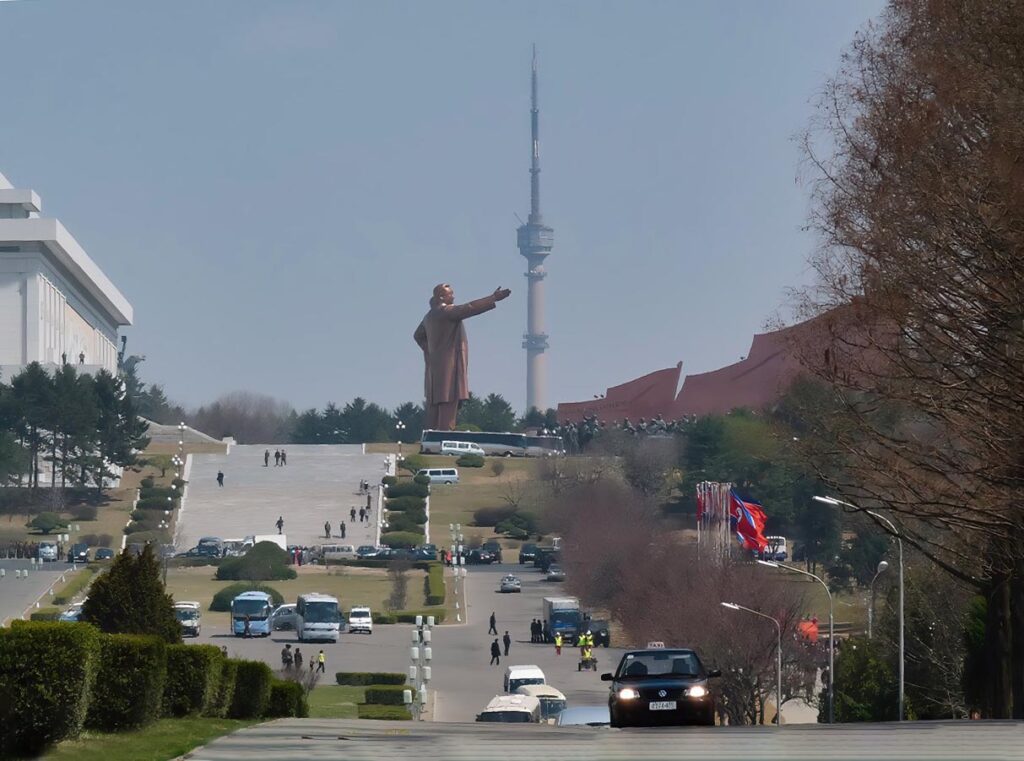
[0,559,75,625]
[177,445,389,550]
[190,717,1024,760]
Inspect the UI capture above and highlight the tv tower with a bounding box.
[517,46,554,414]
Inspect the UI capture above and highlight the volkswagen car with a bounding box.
[603,648,719,727]
[499,574,522,593]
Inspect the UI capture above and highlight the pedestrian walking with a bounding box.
[293,647,302,672]
[366,493,372,511]
[243,614,251,638]
[324,521,331,539]
[542,620,550,644]
[503,630,511,656]
[264,449,270,467]
[276,516,284,534]
[554,633,562,655]
[317,649,326,674]
[281,644,293,671]
[359,507,366,523]
[529,619,537,643]
[339,522,346,539]
[490,639,501,666]
[350,507,357,522]
[216,470,224,487]
[488,611,498,635]
[274,450,281,466]
[281,450,287,466]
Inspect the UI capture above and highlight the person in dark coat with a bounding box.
[264,450,270,467]
[490,639,501,666]
[340,522,346,539]
[503,630,511,657]
[488,611,498,635]
[216,471,224,487]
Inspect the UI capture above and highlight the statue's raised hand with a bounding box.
[493,287,512,302]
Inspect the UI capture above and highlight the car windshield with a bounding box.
[478,711,533,723]
[303,601,341,624]
[232,599,271,618]
[539,698,567,719]
[175,608,198,621]
[350,609,370,619]
[510,678,544,690]
[617,651,703,678]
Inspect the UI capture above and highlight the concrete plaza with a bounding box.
[175,445,390,551]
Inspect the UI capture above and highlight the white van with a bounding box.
[515,684,567,722]
[174,601,202,637]
[504,664,546,693]
[441,441,486,457]
[321,544,356,562]
[476,694,541,723]
[348,605,373,634]
[38,541,58,562]
[416,468,459,485]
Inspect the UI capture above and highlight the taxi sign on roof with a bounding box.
[646,641,665,649]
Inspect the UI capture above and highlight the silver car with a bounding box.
[556,706,610,727]
[499,575,522,593]
[271,603,297,631]
[546,565,566,582]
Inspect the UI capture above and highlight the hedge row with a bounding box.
[358,703,412,720]
[335,671,407,686]
[136,497,179,510]
[230,660,275,719]
[364,684,408,706]
[372,609,447,625]
[386,512,426,534]
[385,482,429,499]
[384,495,426,511]
[216,542,296,582]
[86,633,167,731]
[163,644,224,717]
[424,563,445,606]
[30,607,62,621]
[139,486,177,500]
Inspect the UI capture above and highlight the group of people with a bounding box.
[324,520,347,539]
[279,644,326,674]
[547,413,698,453]
[488,612,513,665]
[264,449,289,467]
[529,618,551,643]
[349,505,372,524]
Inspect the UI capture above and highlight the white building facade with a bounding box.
[0,172,132,380]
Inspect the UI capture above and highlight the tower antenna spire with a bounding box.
[530,43,541,223]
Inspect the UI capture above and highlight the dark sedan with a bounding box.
[466,549,497,564]
[603,648,719,727]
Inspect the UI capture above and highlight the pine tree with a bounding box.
[81,544,181,643]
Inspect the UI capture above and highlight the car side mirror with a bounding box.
[707,669,722,679]
[600,673,613,681]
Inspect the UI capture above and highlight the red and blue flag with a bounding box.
[728,490,769,552]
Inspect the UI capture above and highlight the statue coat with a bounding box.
[413,295,498,407]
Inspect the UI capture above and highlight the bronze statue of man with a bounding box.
[414,283,511,431]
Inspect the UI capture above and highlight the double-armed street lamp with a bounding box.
[814,494,904,721]
[757,559,834,723]
[721,602,782,725]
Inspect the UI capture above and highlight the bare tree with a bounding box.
[189,391,294,444]
[385,559,411,611]
[794,0,1024,717]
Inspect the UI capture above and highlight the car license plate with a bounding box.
[649,701,677,711]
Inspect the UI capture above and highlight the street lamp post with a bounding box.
[757,560,834,723]
[721,602,782,726]
[868,560,889,640]
[395,421,407,460]
[814,495,904,721]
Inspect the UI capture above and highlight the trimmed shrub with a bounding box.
[172,477,187,490]
[491,460,506,477]
[124,530,169,546]
[52,566,98,605]
[207,659,238,718]
[379,531,424,549]
[229,660,274,718]
[86,633,167,731]
[0,621,101,757]
[358,703,412,720]
[139,486,177,500]
[69,503,98,521]
[216,542,296,581]
[28,511,69,534]
[364,685,408,706]
[385,482,429,499]
[136,497,178,510]
[372,610,447,625]
[424,563,445,606]
[413,473,431,486]
[79,533,114,547]
[384,495,426,511]
[210,582,283,612]
[382,475,398,487]
[456,453,484,468]
[141,476,155,489]
[333,559,433,571]
[386,513,424,534]
[472,505,517,527]
[335,672,407,686]
[163,644,224,717]
[399,454,427,474]
[30,607,62,621]
[496,511,538,536]
[265,680,309,718]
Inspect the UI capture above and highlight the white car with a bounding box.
[499,575,522,593]
[348,605,373,634]
[59,603,84,622]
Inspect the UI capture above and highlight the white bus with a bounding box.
[296,593,342,642]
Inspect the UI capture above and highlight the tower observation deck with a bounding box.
[517,46,553,414]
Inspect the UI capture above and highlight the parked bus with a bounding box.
[296,593,342,642]
[524,435,566,457]
[420,429,527,457]
[231,591,273,637]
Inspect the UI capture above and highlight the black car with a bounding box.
[603,648,719,727]
[94,548,115,561]
[67,543,89,563]
[587,618,612,648]
[467,549,497,565]
[519,542,538,564]
[482,540,503,563]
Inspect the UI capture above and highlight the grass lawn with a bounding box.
[0,489,134,547]
[164,564,425,612]
[307,685,366,718]
[43,717,255,761]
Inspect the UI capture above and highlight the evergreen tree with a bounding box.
[392,401,424,441]
[10,362,53,489]
[94,370,149,493]
[81,544,181,644]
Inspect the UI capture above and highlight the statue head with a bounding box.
[432,283,454,307]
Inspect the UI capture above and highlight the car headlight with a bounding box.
[617,688,640,700]
[686,685,707,698]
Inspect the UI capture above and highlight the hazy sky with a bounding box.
[0,0,885,413]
